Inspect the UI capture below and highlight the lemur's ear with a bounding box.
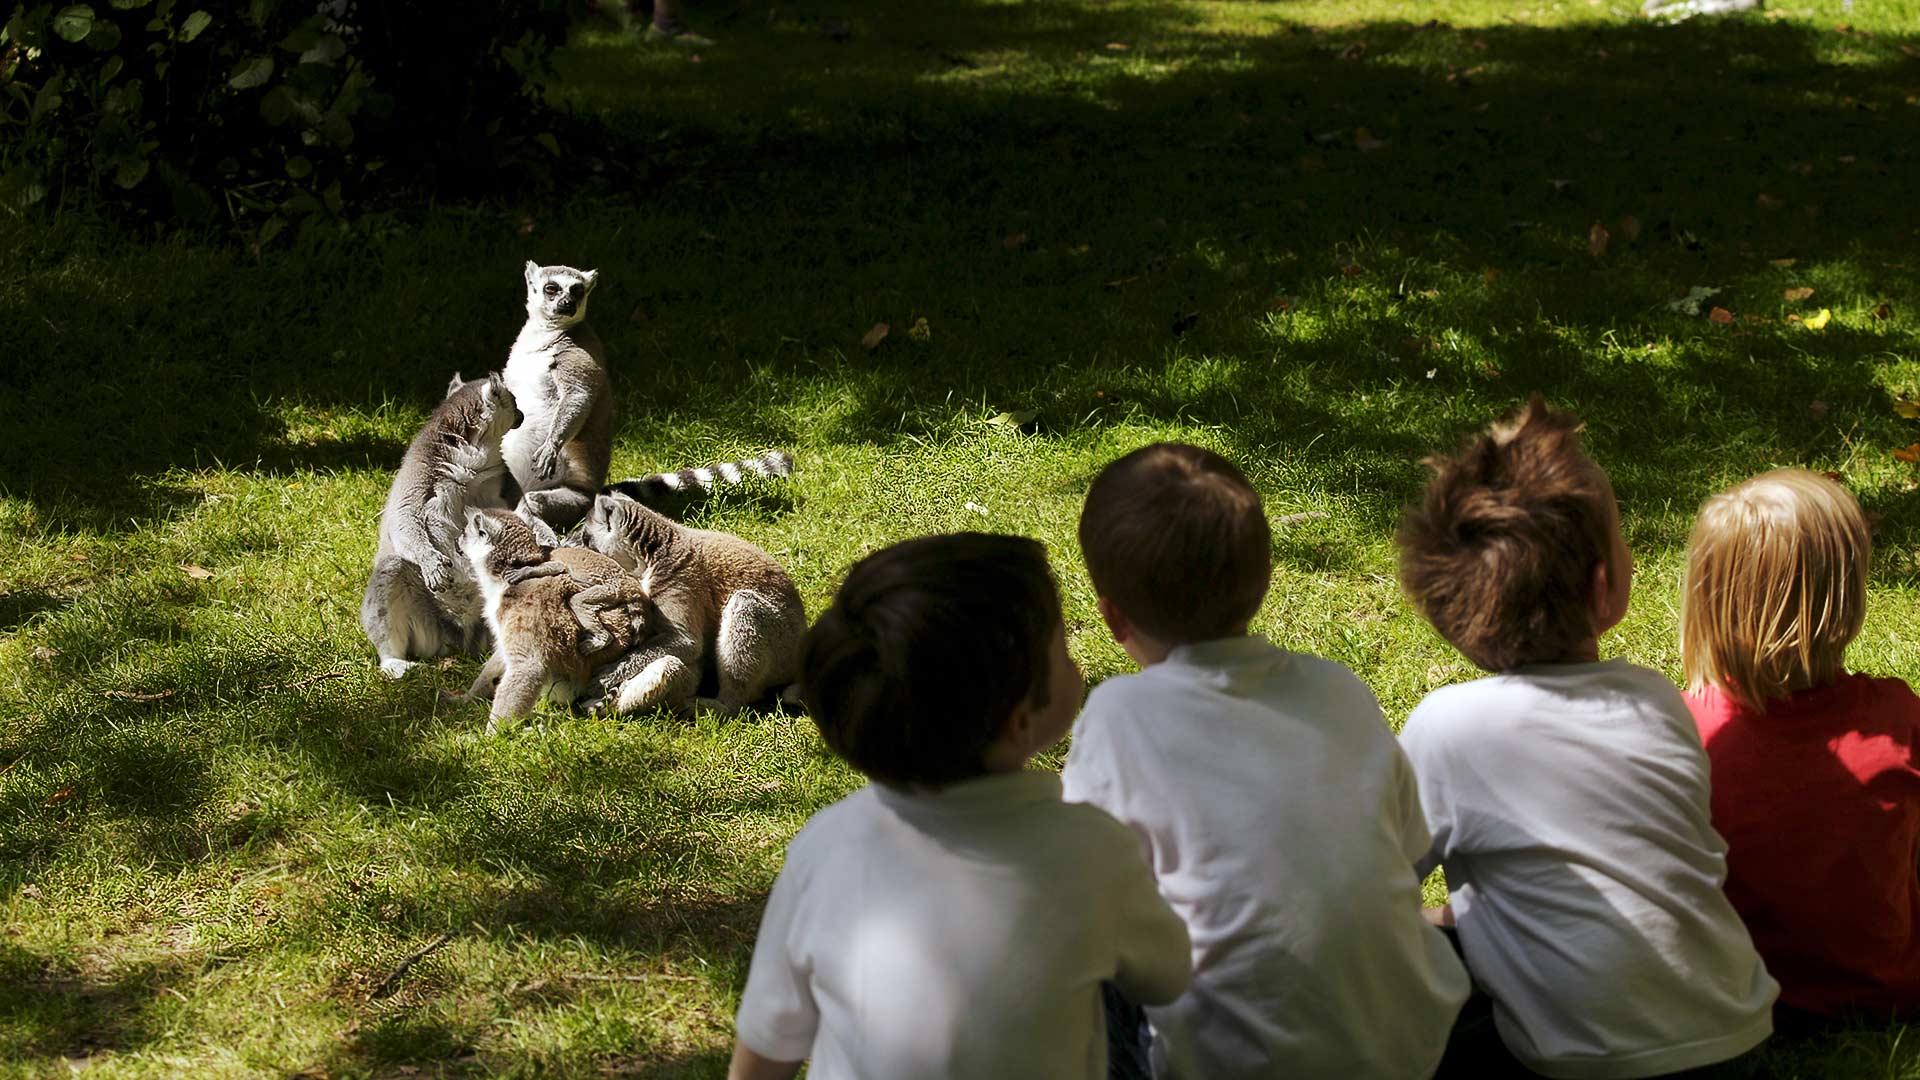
[523,260,540,288]
[446,372,467,397]
[581,269,599,291]
[519,512,561,548]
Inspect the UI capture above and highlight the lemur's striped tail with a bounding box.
[606,450,795,503]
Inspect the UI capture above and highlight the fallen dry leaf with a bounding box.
[1809,400,1830,418]
[31,645,59,661]
[1769,257,1797,268]
[628,304,650,324]
[1618,215,1643,242]
[1354,128,1390,152]
[514,215,535,237]
[1874,302,1894,320]
[860,323,890,350]
[68,552,87,562]
[1588,222,1611,257]
[1339,41,1368,60]
[983,410,1036,428]
[1340,263,1365,277]
[1104,41,1129,51]
[1894,399,1920,420]
[1784,286,1815,301]
[1756,192,1786,210]
[1744,314,1773,325]
[908,317,931,342]
[1484,268,1500,284]
[1001,232,1028,251]
[1708,307,1735,325]
[1895,442,1920,464]
[1803,308,1833,330]
[43,786,74,807]
[1104,275,1141,290]
[180,564,214,580]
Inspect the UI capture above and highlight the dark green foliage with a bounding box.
[0,0,580,235]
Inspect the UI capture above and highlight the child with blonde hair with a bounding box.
[1683,468,1920,1017]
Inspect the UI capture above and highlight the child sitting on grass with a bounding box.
[727,532,1192,1080]
[1061,443,1470,1079]
[1395,399,1778,1078]
[1681,469,1920,1018]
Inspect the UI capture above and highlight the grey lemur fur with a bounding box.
[501,261,611,534]
[605,450,796,505]
[361,373,520,679]
[578,491,807,716]
[460,508,655,733]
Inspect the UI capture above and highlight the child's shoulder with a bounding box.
[1408,661,1682,734]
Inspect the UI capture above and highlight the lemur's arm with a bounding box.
[405,505,459,591]
[533,356,605,480]
[502,560,573,587]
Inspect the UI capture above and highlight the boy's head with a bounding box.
[1397,397,1631,672]
[800,532,1077,788]
[1681,469,1870,710]
[1078,443,1272,648]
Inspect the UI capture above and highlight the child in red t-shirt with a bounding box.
[1682,468,1920,1017]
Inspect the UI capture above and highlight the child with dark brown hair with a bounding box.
[1396,398,1777,1078]
[727,532,1191,1080]
[1063,442,1469,1079]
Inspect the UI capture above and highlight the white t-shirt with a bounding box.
[734,769,1192,1080]
[1061,636,1470,1080]
[1400,660,1779,1080]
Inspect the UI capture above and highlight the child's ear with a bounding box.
[1096,595,1132,645]
[1589,558,1628,635]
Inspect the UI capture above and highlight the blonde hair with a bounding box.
[1680,469,1871,710]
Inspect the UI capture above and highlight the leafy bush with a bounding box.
[0,0,581,238]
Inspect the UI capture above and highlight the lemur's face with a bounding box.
[523,261,598,325]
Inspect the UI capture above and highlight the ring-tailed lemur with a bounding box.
[578,491,807,716]
[605,450,796,505]
[361,373,520,679]
[460,508,655,732]
[501,261,611,533]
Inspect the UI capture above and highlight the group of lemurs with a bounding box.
[359,262,807,732]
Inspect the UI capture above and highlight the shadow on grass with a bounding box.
[0,942,197,1063]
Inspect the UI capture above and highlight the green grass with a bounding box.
[4,0,1920,1075]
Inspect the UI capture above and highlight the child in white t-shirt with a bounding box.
[1395,398,1778,1079]
[1061,442,1470,1080]
[728,532,1192,1080]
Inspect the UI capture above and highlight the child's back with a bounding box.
[741,773,1187,1077]
[1064,443,1467,1079]
[1066,641,1467,1078]
[1402,661,1777,1073]
[1680,468,1920,1016]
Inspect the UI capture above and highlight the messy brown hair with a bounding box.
[1079,442,1272,644]
[1396,397,1619,672]
[1681,469,1870,711]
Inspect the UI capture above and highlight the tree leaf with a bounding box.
[1802,308,1832,330]
[179,9,212,42]
[110,0,151,9]
[112,154,149,189]
[52,5,95,42]
[228,55,275,90]
[984,410,1037,428]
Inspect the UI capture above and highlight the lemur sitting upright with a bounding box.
[360,373,519,678]
[501,261,611,533]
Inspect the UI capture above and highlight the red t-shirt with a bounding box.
[1688,674,1920,1016]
